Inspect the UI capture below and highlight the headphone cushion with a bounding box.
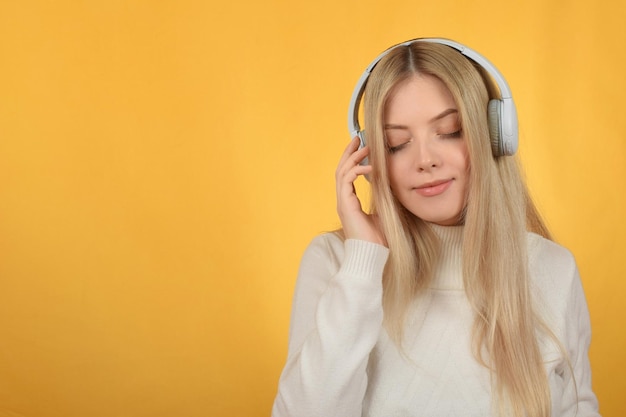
[487,99,502,156]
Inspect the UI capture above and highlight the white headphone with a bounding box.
[347,38,518,157]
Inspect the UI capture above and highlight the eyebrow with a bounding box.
[384,108,459,130]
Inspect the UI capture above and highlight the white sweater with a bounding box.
[272,225,600,417]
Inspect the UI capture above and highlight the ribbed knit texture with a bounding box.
[341,239,390,279]
[428,223,464,290]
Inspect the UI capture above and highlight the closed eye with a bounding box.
[387,140,411,154]
[439,129,462,139]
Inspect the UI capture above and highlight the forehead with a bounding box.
[384,74,457,122]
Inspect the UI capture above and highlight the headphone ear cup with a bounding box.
[487,99,503,156]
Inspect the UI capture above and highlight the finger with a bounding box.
[336,143,370,179]
[337,161,372,194]
[343,164,372,183]
[337,164,372,204]
[337,137,361,171]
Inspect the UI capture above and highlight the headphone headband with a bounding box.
[347,38,518,156]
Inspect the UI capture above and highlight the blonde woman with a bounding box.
[272,39,600,417]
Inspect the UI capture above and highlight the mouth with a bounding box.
[414,179,453,197]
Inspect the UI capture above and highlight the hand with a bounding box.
[335,137,387,246]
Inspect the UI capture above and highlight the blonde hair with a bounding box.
[362,42,555,417]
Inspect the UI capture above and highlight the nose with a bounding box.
[415,140,440,172]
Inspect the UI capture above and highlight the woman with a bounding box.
[272,39,600,417]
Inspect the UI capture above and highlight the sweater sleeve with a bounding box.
[272,234,389,417]
[559,263,600,416]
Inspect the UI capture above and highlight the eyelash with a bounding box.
[387,129,463,154]
[387,142,408,154]
[439,129,462,139]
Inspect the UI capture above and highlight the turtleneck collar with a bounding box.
[427,223,464,290]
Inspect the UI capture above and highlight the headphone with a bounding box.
[347,38,518,158]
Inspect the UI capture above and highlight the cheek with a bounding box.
[386,159,403,191]
[461,143,470,171]
[386,154,410,177]
[452,144,470,173]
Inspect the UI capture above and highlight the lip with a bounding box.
[414,179,453,197]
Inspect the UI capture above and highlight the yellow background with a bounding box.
[0,1,624,416]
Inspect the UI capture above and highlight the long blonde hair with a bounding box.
[362,41,554,417]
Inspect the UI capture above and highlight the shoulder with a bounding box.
[300,232,345,273]
[289,233,346,326]
[293,233,346,300]
[526,233,583,332]
[527,232,577,283]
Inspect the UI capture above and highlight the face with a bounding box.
[384,74,469,226]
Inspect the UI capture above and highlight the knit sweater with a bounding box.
[272,225,600,417]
